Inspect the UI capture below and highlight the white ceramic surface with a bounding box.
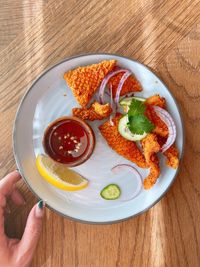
[13,54,184,223]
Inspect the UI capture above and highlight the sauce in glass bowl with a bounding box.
[43,116,95,166]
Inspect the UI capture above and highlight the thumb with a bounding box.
[17,201,45,264]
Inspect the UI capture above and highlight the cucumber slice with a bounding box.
[118,115,147,141]
[120,96,146,106]
[100,184,121,200]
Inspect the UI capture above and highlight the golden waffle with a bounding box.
[64,60,116,107]
[99,114,148,168]
[108,71,142,97]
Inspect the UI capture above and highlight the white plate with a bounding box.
[13,54,184,224]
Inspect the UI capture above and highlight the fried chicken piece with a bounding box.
[92,101,111,116]
[157,136,179,169]
[164,145,179,169]
[108,69,142,97]
[141,133,161,189]
[99,114,147,168]
[64,60,116,107]
[145,105,168,137]
[145,94,166,108]
[145,95,168,137]
[145,95,179,169]
[72,102,112,121]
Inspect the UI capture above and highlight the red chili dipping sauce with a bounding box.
[43,117,95,166]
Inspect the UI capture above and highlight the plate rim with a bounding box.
[13,53,185,224]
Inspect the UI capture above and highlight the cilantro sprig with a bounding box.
[128,99,146,117]
[127,99,155,135]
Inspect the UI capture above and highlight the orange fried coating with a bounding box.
[145,94,166,108]
[145,95,179,169]
[92,101,111,116]
[145,95,168,137]
[99,114,148,168]
[141,133,161,189]
[108,71,142,97]
[64,60,116,107]
[157,136,179,169]
[145,105,168,137]
[72,102,112,121]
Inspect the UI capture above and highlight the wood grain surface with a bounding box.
[0,0,200,266]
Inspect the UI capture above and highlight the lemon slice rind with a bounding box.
[36,154,88,191]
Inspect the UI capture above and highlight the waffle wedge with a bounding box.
[108,70,142,97]
[64,60,116,107]
[99,114,148,168]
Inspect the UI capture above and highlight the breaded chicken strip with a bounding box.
[64,60,116,107]
[72,102,112,121]
[141,133,160,189]
[145,95,168,137]
[145,105,168,137]
[99,114,147,168]
[145,94,166,108]
[108,69,142,97]
[157,136,179,169]
[145,95,179,169]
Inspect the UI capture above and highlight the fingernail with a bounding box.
[15,169,21,175]
[35,200,45,218]
[38,200,44,209]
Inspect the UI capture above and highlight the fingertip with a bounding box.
[0,171,22,196]
[18,201,45,262]
[15,170,22,179]
[4,170,21,182]
[35,200,45,218]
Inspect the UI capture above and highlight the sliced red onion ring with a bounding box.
[111,164,142,201]
[98,69,129,104]
[153,106,177,152]
[109,85,114,126]
[114,71,132,104]
[105,91,111,97]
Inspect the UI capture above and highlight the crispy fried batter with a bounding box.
[72,102,112,121]
[145,95,168,137]
[145,105,168,137]
[108,70,142,97]
[145,94,166,108]
[92,101,111,116]
[145,95,179,169]
[64,60,116,107]
[141,133,161,189]
[99,114,147,168]
[164,146,179,169]
[157,136,179,169]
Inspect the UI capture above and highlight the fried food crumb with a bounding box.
[72,101,112,121]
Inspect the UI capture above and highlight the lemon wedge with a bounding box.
[36,154,88,191]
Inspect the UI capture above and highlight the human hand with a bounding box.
[0,171,45,267]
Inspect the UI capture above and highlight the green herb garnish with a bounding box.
[127,99,155,134]
[128,99,146,117]
[128,114,155,134]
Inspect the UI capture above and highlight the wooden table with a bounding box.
[1,0,200,266]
